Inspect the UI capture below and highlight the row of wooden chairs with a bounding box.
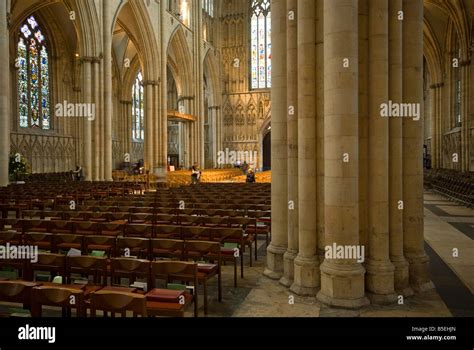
[0,234,232,288]
[1,221,244,286]
[1,240,221,315]
[0,260,200,317]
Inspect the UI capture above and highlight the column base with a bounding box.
[279,249,298,287]
[153,166,168,177]
[391,257,414,297]
[289,255,320,296]
[365,259,397,305]
[317,260,369,309]
[264,243,287,280]
[406,254,435,293]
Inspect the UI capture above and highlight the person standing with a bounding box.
[246,168,256,183]
[72,165,83,181]
[191,165,200,185]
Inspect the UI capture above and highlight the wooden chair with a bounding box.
[0,280,38,310]
[184,241,222,315]
[110,258,150,288]
[73,222,99,236]
[124,224,153,238]
[23,219,49,233]
[147,261,198,317]
[180,226,208,241]
[31,285,85,317]
[30,253,66,283]
[129,213,154,225]
[0,230,22,245]
[227,217,257,265]
[63,211,87,222]
[53,234,83,253]
[210,228,243,287]
[48,220,73,234]
[149,239,184,261]
[24,232,53,252]
[115,237,149,259]
[98,223,123,237]
[154,225,181,239]
[87,212,109,223]
[83,235,116,257]
[107,212,130,225]
[66,256,108,285]
[90,291,147,317]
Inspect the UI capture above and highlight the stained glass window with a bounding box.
[251,0,271,89]
[132,71,144,141]
[17,15,50,129]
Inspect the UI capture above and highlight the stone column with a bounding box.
[82,59,92,181]
[152,82,162,173]
[99,56,105,180]
[434,84,442,168]
[264,0,288,280]
[144,83,155,171]
[461,63,470,171]
[402,0,433,292]
[161,49,169,173]
[388,0,412,296]
[317,0,369,308]
[316,0,325,258]
[103,0,113,181]
[358,0,369,253]
[93,60,100,181]
[281,0,299,288]
[0,1,10,187]
[289,0,319,295]
[429,85,437,168]
[122,101,131,155]
[365,0,396,303]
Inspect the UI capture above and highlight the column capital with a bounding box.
[142,79,160,86]
[178,95,195,101]
[429,82,444,89]
[80,56,101,63]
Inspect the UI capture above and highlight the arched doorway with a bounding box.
[263,131,271,171]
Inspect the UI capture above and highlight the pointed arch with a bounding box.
[167,26,193,97]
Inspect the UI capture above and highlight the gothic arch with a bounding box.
[203,50,221,107]
[112,0,160,82]
[167,26,193,97]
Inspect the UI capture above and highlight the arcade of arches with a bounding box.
[0,0,473,316]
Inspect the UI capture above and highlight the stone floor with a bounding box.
[1,190,472,317]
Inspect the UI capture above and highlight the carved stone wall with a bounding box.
[10,133,75,173]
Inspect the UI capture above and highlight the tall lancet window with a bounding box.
[250,0,271,89]
[454,37,462,128]
[17,15,50,129]
[132,71,144,141]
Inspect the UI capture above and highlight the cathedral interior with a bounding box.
[0,0,473,330]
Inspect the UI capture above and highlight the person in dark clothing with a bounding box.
[72,165,83,181]
[246,168,256,183]
[191,165,201,185]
